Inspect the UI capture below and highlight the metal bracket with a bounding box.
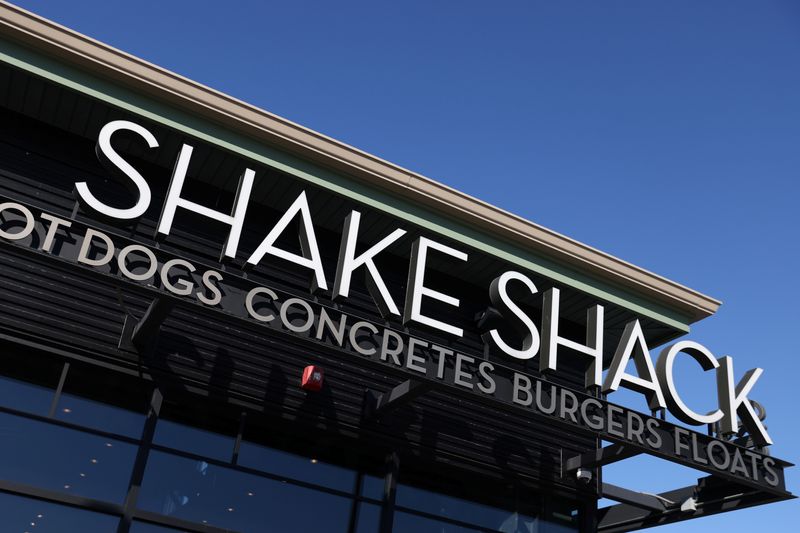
[118,296,174,352]
[363,379,434,421]
[564,443,641,473]
[474,306,503,333]
[601,482,674,512]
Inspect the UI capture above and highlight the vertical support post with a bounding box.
[379,451,399,533]
[580,499,599,533]
[48,361,70,418]
[117,387,163,533]
[346,472,364,533]
[231,411,247,465]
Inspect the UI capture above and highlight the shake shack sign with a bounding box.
[0,120,791,494]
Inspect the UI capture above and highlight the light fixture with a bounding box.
[227,507,234,512]
[90,459,98,464]
[62,408,71,413]
[310,458,318,464]
[63,484,70,489]
[79,473,86,478]
[246,492,254,497]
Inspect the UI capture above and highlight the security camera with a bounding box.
[576,468,593,483]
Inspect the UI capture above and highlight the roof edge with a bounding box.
[0,1,721,322]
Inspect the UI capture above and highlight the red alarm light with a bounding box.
[301,365,324,392]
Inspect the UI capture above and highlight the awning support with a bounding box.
[118,296,174,352]
[597,475,792,532]
[564,443,641,473]
[363,379,434,421]
[601,483,673,512]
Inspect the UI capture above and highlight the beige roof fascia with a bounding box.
[0,1,720,323]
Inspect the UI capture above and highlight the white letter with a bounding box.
[76,120,158,220]
[483,271,540,360]
[656,340,723,425]
[40,213,72,253]
[540,287,604,389]
[77,228,115,267]
[117,244,158,281]
[333,210,406,316]
[247,191,327,291]
[246,287,279,322]
[603,320,666,410]
[160,258,196,296]
[716,356,772,446]
[403,237,468,337]
[0,202,35,241]
[197,270,223,306]
[158,143,254,260]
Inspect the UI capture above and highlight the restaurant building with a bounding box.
[0,3,792,532]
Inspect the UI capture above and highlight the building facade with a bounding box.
[0,3,792,532]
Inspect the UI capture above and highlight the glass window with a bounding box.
[0,490,119,532]
[0,374,54,415]
[138,451,352,533]
[0,411,136,503]
[355,502,381,533]
[55,392,145,438]
[153,419,234,461]
[394,511,483,532]
[130,522,191,533]
[546,499,579,532]
[396,484,532,531]
[238,441,356,492]
[360,474,384,501]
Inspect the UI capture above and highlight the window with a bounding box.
[396,483,536,531]
[238,441,356,491]
[0,374,54,416]
[154,419,235,461]
[138,451,353,532]
[55,392,145,437]
[0,490,119,531]
[0,411,136,502]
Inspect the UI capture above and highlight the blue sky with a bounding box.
[11,0,800,530]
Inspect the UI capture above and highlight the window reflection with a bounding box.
[130,522,190,533]
[394,511,483,532]
[396,484,535,531]
[546,500,580,532]
[238,441,356,491]
[138,451,352,532]
[55,392,145,438]
[0,411,136,502]
[0,491,119,532]
[360,475,384,501]
[154,419,234,461]
[0,375,54,415]
[355,502,380,533]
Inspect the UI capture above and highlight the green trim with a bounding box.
[0,39,691,333]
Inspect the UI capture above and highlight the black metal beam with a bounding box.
[598,477,794,532]
[364,379,433,420]
[117,388,163,533]
[379,451,399,533]
[118,297,174,352]
[601,483,669,512]
[564,443,640,472]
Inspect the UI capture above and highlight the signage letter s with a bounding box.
[75,120,158,220]
[483,271,540,360]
